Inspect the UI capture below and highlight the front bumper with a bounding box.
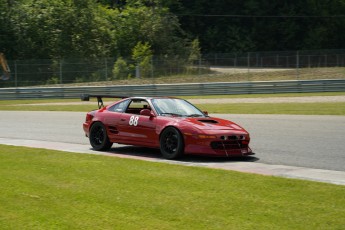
[183,133,254,157]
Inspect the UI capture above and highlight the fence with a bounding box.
[205,50,345,68]
[1,49,345,88]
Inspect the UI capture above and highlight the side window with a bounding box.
[108,99,130,113]
[125,100,150,114]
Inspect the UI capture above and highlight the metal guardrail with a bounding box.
[0,79,344,100]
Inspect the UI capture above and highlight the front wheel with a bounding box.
[160,127,184,159]
[89,122,113,151]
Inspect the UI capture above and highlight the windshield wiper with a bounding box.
[160,112,182,117]
[187,114,203,117]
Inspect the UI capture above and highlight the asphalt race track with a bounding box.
[1,111,345,184]
[217,114,345,172]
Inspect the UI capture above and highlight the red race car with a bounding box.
[82,94,254,159]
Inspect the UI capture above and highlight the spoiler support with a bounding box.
[80,94,128,109]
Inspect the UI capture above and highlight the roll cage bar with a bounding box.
[81,94,128,109]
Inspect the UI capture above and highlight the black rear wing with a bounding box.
[80,94,128,109]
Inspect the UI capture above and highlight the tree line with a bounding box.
[172,0,345,53]
[1,0,345,60]
[0,0,194,60]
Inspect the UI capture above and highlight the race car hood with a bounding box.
[182,117,245,131]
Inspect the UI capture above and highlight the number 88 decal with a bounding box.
[129,115,139,126]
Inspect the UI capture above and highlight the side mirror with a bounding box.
[140,109,155,117]
[203,111,208,116]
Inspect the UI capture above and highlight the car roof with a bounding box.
[126,96,179,100]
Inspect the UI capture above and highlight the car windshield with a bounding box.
[151,98,206,117]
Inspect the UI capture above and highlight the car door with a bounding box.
[103,99,131,142]
[117,99,157,146]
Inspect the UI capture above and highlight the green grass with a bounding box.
[0,92,344,115]
[0,104,97,112]
[0,145,344,229]
[196,102,345,115]
[0,98,79,105]
[0,92,344,106]
[182,91,345,99]
[2,102,343,115]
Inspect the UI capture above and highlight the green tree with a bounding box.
[172,0,345,52]
[6,0,116,59]
[0,0,16,57]
[111,5,187,58]
[112,57,131,79]
[188,38,201,64]
[131,41,153,78]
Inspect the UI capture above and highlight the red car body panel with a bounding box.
[83,97,254,157]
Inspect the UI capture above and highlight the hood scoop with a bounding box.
[198,119,218,124]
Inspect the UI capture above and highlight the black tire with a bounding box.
[89,122,113,151]
[160,127,184,159]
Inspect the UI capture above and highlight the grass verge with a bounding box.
[0,92,344,115]
[0,145,344,229]
[0,102,344,115]
[196,102,345,115]
[183,91,345,99]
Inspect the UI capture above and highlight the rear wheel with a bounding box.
[160,127,184,159]
[89,122,112,151]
